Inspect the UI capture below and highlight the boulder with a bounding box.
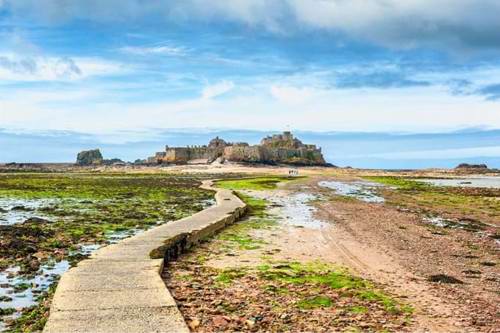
[76,149,103,165]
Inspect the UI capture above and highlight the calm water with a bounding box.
[0,198,57,225]
[417,176,500,189]
[277,192,327,229]
[319,180,385,203]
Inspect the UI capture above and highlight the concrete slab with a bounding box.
[52,288,176,311]
[44,306,189,333]
[72,260,162,274]
[57,271,165,292]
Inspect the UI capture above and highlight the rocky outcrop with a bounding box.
[76,149,103,166]
[147,132,327,166]
[455,163,488,170]
[102,158,126,166]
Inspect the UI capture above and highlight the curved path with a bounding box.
[43,180,246,333]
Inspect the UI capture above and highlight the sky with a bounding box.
[0,1,499,168]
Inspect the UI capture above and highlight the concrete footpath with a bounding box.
[43,180,246,333]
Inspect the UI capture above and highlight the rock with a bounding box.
[212,315,229,327]
[24,217,49,224]
[76,149,103,166]
[188,318,200,330]
[245,319,256,328]
[0,295,12,302]
[11,205,32,211]
[29,258,40,271]
[0,308,16,316]
[455,163,488,170]
[428,274,464,284]
[102,158,126,166]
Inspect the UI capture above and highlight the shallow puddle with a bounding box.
[269,192,328,229]
[0,260,69,328]
[106,228,145,244]
[319,180,385,203]
[423,216,486,232]
[417,177,500,189]
[0,198,57,225]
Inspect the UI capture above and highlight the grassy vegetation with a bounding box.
[237,193,268,217]
[364,175,500,224]
[215,268,248,285]
[363,176,431,191]
[297,295,333,309]
[212,189,278,252]
[257,261,412,315]
[216,176,301,191]
[0,172,213,272]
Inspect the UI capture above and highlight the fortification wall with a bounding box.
[148,132,326,165]
[160,147,224,164]
[223,145,267,162]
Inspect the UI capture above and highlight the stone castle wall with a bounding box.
[223,145,267,163]
[148,132,326,166]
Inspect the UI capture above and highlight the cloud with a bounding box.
[0,54,122,81]
[201,80,235,99]
[477,83,500,101]
[0,56,38,74]
[448,79,473,96]
[335,71,430,89]
[270,85,317,104]
[120,44,188,57]
[287,0,500,52]
[3,0,500,53]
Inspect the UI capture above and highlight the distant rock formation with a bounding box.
[455,163,488,170]
[147,132,327,166]
[76,149,103,165]
[102,158,126,166]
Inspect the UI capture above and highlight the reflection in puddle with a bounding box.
[270,192,327,229]
[0,198,57,225]
[319,180,385,203]
[0,260,69,328]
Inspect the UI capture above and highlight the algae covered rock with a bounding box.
[76,149,103,165]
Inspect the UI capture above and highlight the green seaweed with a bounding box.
[258,261,411,314]
[216,176,300,191]
[297,295,333,309]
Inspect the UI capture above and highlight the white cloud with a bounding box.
[201,81,235,99]
[2,80,500,134]
[270,85,317,104]
[0,53,124,81]
[120,45,188,57]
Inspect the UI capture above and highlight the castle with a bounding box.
[147,132,326,166]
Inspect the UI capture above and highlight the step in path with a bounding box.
[43,180,246,333]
